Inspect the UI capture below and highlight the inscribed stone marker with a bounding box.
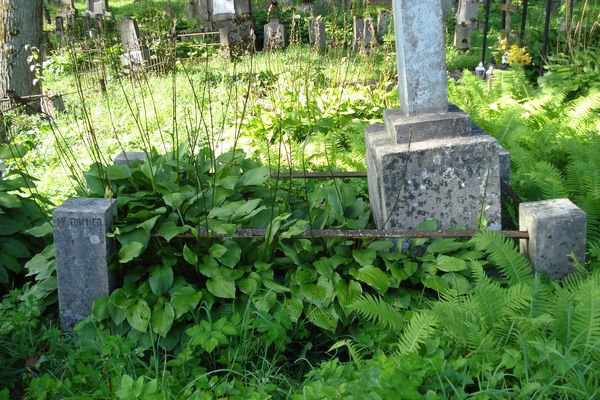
[54,198,117,331]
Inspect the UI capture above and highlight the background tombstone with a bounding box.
[454,0,478,49]
[54,198,117,331]
[309,17,326,50]
[353,16,364,51]
[376,10,389,43]
[55,16,65,46]
[365,0,502,230]
[41,93,65,118]
[501,0,516,34]
[87,0,107,17]
[118,17,149,71]
[264,20,286,51]
[362,17,375,52]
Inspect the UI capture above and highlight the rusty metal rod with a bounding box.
[153,228,529,240]
[177,31,219,38]
[272,171,368,179]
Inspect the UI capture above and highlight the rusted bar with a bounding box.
[272,171,368,179]
[177,31,219,38]
[154,228,529,240]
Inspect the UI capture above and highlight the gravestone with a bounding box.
[83,14,91,37]
[376,11,389,43]
[54,198,117,331]
[55,17,65,46]
[309,17,326,50]
[41,93,65,117]
[454,0,478,49]
[118,17,149,71]
[264,20,286,51]
[362,17,375,52]
[214,0,255,57]
[353,16,364,51]
[88,0,107,17]
[114,151,147,166]
[365,0,502,230]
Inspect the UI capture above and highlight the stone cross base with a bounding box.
[366,105,504,230]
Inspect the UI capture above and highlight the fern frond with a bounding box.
[328,339,364,363]
[350,293,405,331]
[471,231,533,285]
[527,160,568,199]
[570,271,600,359]
[396,311,437,355]
[566,91,600,130]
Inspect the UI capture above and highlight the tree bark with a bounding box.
[0,0,43,112]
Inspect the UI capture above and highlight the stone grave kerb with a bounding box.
[365,0,503,231]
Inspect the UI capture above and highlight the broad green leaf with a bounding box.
[149,265,174,295]
[355,266,390,293]
[307,305,338,331]
[240,166,270,186]
[435,255,468,272]
[151,303,175,337]
[207,276,236,299]
[423,275,450,292]
[170,286,203,319]
[301,278,334,307]
[336,279,363,307]
[352,249,377,267]
[126,299,151,332]
[163,192,186,210]
[217,241,241,268]
[231,199,262,221]
[92,296,109,320]
[427,238,467,254]
[107,164,132,180]
[209,244,228,258]
[263,279,291,293]
[26,222,53,237]
[183,244,198,265]
[442,272,472,295]
[285,298,303,323]
[119,241,144,263]
[0,143,27,159]
[159,221,189,243]
[0,193,21,208]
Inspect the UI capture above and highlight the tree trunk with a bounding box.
[0,0,43,112]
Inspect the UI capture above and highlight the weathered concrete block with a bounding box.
[384,105,472,144]
[376,11,389,42]
[353,16,364,51]
[362,17,375,51]
[264,21,285,50]
[519,199,586,279]
[366,124,502,230]
[54,198,117,331]
[309,18,326,49]
[114,151,147,166]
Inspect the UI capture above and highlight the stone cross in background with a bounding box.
[365,0,504,231]
[501,0,516,33]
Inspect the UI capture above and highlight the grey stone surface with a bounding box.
[114,151,147,166]
[384,104,472,144]
[392,0,448,116]
[264,21,285,50]
[118,17,149,69]
[376,11,389,42]
[41,93,66,117]
[88,0,106,16]
[366,123,502,230]
[0,161,5,178]
[54,198,117,331]
[353,17,364,51]
[309,18,326,49]
[519,199,586,279]
[362,17,375,51]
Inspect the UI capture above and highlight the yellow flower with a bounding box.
[507,45,532,65]
[500,38,509,51]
